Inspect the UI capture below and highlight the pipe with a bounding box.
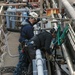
[68,23,75,40]
[63,17,75,51]
[7,8,40,12]
[7,8,28,12]
[62,43,75,75]
[0,3,26,6]
[46,0,58,31]
[61,0,75,19]
[55,62,62,75]
[51,0,62,19]
[28,2,40,4]
[0,13,70,19]
[52,0,57,8]
[68,28,75,43]
[36,49,44,75]
[68,33,75,51]
[40,0,43,28]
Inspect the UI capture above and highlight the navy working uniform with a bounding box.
[19,19,40,47]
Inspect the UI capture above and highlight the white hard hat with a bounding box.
[29,12,38,20]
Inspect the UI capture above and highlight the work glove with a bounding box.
[49,55,54,61]
[46,52,54,61]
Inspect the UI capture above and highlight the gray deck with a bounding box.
[4,32,19,67]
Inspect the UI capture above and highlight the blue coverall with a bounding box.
[14,20,34,75]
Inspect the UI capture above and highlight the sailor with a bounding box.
[19,12,39,48]
[14,12,40,75]
[27,29,56,60]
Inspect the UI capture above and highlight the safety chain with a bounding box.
[0,66,16,74]
[0,66,33,75]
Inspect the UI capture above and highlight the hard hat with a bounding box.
[29,12,38,20]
